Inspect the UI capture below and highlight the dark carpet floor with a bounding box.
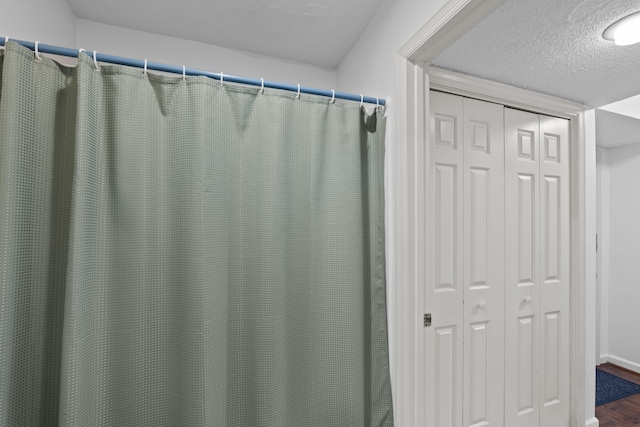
[596,368,640,406]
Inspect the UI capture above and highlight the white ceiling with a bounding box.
[599,94,640,120]
[431,0,640,148]
[596,110,640,148]
[64,0,384,69]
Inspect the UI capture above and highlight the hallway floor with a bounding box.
[597,363,640,426]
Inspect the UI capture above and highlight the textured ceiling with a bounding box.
[64,0,384,68]
[432,0,640,109]
[432,0,640,148]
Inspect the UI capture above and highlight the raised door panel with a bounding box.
[517,174,536,286]
[504,108,540,427]
[428,91,464,427]
[469,168,488,288]
[517,316,535,415]
[468,321,489,426]
[539,116,570,426]
[435,164,457,290]
[435,326,458,426]
[462,98,505,427]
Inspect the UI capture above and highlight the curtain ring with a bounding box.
[296,84,301,99]
[360,94,364,108]
[259,77,264,94]
[78,48,86,58]
[220,71,224,87]
[4,37,8,45]
[143,59,148,75]
[182,65,186,81]
[376,97,380,110]
[329,89,336,104]
[34,41,43,62]
[92,51,100,70]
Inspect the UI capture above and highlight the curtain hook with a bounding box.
[92,50,100,70]
[329,89,336,104]
[34,41,43,62]
[296,84,301,99]
[4,36,9,45]
[143,59,147,75]
[376,97,380,110]
[220,71,224,87]
[182,65,186,81]
[259,77,264,94]
[78,48,86,58]
[360,94,364,108]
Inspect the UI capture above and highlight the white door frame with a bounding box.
[392,1,589,426]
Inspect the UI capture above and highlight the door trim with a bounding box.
[393,2,589,426]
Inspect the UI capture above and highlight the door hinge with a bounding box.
[424,313,432,327]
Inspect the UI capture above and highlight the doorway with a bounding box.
[594,98,640,422]
[392,2,592,426]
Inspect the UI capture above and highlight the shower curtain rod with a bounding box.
[1,37,386,107]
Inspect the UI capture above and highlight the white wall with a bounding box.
[335,0,449,387]
[602,142,640,372]
[2,4,336,91]
[2,0,76,47]
[596,147,610,364]
[336,0,450,97]
[76,20,336,90]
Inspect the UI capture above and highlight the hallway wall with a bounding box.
[601,143,640,372]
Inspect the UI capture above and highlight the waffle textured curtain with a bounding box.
[0,42,393,427]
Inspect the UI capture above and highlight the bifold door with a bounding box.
[427,92,570,427]
[428,91,505,427]
[504,108,570,427]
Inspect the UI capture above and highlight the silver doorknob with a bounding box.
[478,300,486,309]
[524,295,532,304]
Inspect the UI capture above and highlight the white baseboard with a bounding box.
[598,354,609,365]
[585,416,599,427]
[601,354,640,375]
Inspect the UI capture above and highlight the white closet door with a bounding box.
[429,92,506,427]
[539,115,570,426]
[504,108,541,427]
[430,95,570,427]
[428,91,464,427]
[462,98,505,427]
[504,110,570,427]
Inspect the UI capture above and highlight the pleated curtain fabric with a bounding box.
[0,42,393,427]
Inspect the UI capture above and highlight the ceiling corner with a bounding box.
[62,0,79,18]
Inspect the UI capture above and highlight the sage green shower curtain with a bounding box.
[0,42,393,427]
